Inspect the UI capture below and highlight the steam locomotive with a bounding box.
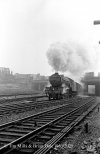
[45,73,81,100]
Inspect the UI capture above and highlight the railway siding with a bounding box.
[0,96,77,116]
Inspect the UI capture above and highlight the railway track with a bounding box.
[0,94,46,104]
[0,96,79,116]
[0,96,96,154]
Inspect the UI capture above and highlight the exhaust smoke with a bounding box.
[46,42,98,80]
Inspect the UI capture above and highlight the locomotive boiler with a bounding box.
[45,73,81,100]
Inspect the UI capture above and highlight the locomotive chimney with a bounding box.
[55,72,58,74]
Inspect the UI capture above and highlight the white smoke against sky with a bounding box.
[46,41,100,81]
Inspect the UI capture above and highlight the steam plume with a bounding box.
[46,42,99,80]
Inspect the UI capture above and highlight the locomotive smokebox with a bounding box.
[49,72,62,87]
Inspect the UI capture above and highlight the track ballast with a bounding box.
[0,96,97,154]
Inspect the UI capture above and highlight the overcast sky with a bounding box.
[0,0,100,76]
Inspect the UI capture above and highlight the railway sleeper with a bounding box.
[0,132,22,137]
[55,122,70,126]
[6,128,30,134]
[0,137,15,143]
[11,126,35,131]
[20,123,37,127]
[41,131,55,136]
[38,135,51,140]
[46,128,61,132]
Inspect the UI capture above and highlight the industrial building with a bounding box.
[82,72,100,96]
